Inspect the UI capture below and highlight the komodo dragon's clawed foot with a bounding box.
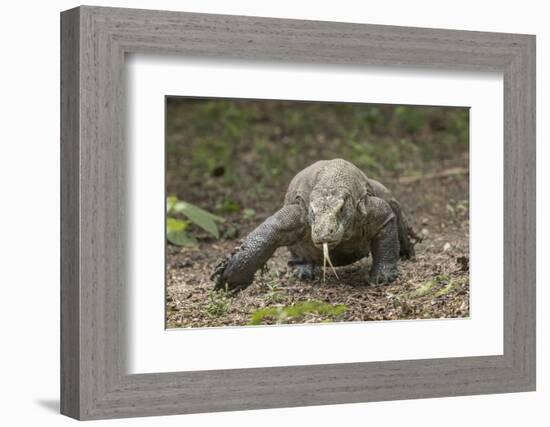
[290,263,321,280]
[368,264,399,284]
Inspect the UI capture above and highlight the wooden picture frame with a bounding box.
[60,5,536,420]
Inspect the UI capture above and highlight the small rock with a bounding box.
[443,242,451,251]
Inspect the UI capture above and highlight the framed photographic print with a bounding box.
[61,6,536,420]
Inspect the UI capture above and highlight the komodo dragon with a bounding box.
[212,159,418,292]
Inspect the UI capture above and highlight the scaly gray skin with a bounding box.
[212,159,418,292]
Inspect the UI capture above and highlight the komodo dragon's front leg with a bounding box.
[213,204,306,292]
[360,197,400,284]
[369,218,400,284]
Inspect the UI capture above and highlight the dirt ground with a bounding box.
[166,165,470,328]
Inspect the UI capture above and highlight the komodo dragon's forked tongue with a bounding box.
[322,242,339,282]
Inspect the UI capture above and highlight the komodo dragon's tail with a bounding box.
[388,199,422,260]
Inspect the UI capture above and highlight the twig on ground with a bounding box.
[396,167,468,184]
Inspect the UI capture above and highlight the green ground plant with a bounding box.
[406,274,454,299]
[249,301,348,325]
[205,290,232,317]
[166,196,225,246]
[258,264,286,304]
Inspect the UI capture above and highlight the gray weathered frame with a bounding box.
[60,5,536,420]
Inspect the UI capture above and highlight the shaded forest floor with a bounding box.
[166,162,470,328]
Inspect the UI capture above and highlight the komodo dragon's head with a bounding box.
[306,185,366,280]
[307,186,357,250]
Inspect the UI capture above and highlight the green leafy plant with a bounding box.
[405,274,454,299]
[265,281,285,305]
[166,196,225,246]
[249,301,347,325]
[166,217,195,246]
[205,290,232,317]
[258,264,286,304]
[261,271,285,304]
